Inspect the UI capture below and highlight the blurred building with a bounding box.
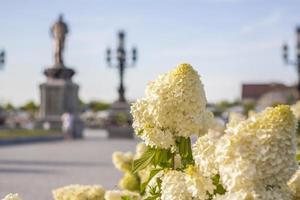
[241,83,295,100]
[241,83,299,110]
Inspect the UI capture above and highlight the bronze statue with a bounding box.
[50,14,69,66]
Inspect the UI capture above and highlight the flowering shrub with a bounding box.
[52,184,106,200]
[1,194,22,200]
[131,63,213,149]
[105,190,140,200]
[2,63,300,200]
[128,64,300,200]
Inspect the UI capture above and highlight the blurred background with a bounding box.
[0,0,300,125]
[0,0,299,102]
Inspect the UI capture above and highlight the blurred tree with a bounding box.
[243,101,256,116]
[218,100,231,111]
[88,101,110,112]
[20,101,39,112]
[4,103,15,111]
[78,99,87,111]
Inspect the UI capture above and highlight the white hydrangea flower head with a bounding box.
[254,183,293,200]
[193,134,219,177]
[216,105,297,192]
[112,151,133,172]
[225,112,245,134]
[118,172,140,191]
[288,168,300,198]
[207,118,225,139]
[185,165,215,199]
[161,170,192,200]
[174,154,182,169]
[104,190,141,200]
[52,184,105,200]
[213,186,293,200]
[292,101,300,120]
[1,194,22,200]
[134,142,147,159]
[131,63,213,149]
[131,99,176,149]
[213,190,255,200]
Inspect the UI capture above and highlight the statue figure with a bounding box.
[50,14,69,66]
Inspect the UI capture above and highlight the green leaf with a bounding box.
[297,154,300,161]
[178,137,189,158]
[151,148,172,167]
[160,149,172,166]
[144,177,162,200]
[153,149,162,166]
[212,174,226,195]
[140,168,161,194]
[215,184,226,195]
[121,196,132,200]
[132,148,156,173]
[144,194,160,200]
[177,137,194,167]
[137,129,144,136]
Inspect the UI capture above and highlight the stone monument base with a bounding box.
[35,116,62,130]
[39,79,79,117]
[36,115,83,139]
[37,66,83,138]
[107,126,134,138]
[106,101,134,138]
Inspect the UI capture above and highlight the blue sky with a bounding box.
[0,0,299,105]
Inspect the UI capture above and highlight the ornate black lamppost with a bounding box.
[0,49,5,69]
[106,31,137,102]
[282,27,300,93]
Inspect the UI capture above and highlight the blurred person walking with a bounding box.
[61,112,74,139]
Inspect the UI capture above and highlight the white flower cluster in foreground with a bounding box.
[161,170,191,200]
[1,193,22,200]
[185,166,215,200]
[52,184,106,200]
[288,169,300,198]
[130,64,300,200]
[112,151,134,172]
[193,133,219,177]
[292,101,300,120]
[155,105,298,200]
[52,185,141,200]
[131,63,213,149]
[105,190,141,200]
[215,105,298,199]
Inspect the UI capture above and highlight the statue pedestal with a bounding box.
[106,101,134,138]
[37,66,83,138]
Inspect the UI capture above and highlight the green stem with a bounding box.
[172,153,175,170]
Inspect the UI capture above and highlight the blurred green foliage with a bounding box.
[20,101,39,112]
[89,101,110,111]
[242,101,256,116]
[0,129,60,139]
[3,103,15,111]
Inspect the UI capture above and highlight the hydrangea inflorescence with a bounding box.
[131,63,213,149]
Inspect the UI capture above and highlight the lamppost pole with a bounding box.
[282,26,300,93]
[297,27,300,91]
[106,31,137,103]
[0,49,5,69]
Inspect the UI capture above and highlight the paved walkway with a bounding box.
[0,129,138,199]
